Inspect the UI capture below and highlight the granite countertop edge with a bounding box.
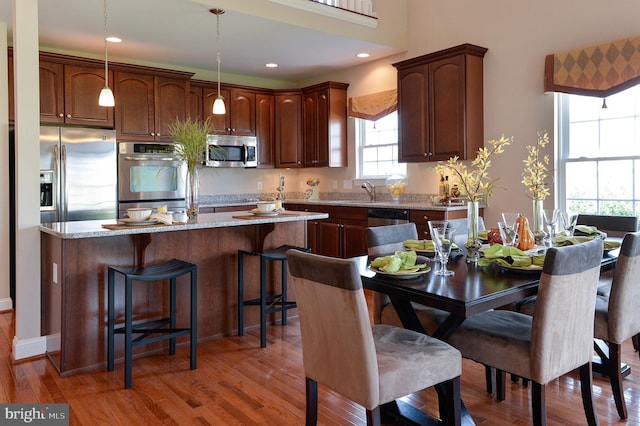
[40,211,329,239]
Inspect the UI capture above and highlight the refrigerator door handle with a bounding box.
[61,144,67,222]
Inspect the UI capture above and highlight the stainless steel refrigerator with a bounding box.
[40,126,117,222]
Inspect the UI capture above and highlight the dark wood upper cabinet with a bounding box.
[114,71,189,141]
[301,82,348,168]
[204,87,256,136]
[114,72,154,141]
[256,93,275,168]
[37,59,113,127]
[393,44,487,162]
[38,61,64,124]
[274,91,303,168]
[189,84,203,121]
[154,76,189,141]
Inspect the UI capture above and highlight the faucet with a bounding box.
[361,181,376,202]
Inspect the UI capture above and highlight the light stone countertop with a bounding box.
[203,198,473,211]
[39,210,329,239]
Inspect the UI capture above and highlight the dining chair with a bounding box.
[576,214,638,238]
[365,223,445,332]
[286,249,462,426]
[592,231,640,419]
[446,237,604,426]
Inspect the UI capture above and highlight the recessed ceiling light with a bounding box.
[265,63,278,68]
[106,36,122,43]
[356,52,370,58]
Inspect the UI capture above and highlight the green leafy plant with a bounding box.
[435,135,512,203]
[168,117,222,174]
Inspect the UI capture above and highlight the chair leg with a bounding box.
[485,365,493,393]
[366,407,382,426]
[579,363,599,426]
[169,277,176,356]
[305,377,318,426]
[190,267,198,370]
[531,381,547,426]
[107,268,115,372]
[281,260,288,326]
[440,376,462,426]
[607,342,627,419]
[260,256,268,348]
[496,369,506,401]
[633,333,640,353]
[124,277,133,389]
[237,251,245,336]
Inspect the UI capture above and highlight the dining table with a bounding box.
[355,243,621,425]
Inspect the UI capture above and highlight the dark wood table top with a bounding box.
[357,246,620,339]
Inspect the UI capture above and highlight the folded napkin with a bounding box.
[478,230,488,241]
[150,212,174,225]
[370,250,428,273]
[572,225,607,239]
[403,239,459,251]
[553,235,620,250]
[477,244,545,268]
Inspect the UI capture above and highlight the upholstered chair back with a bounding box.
[365,222,419,256]
[598,231,640,343]
[577,214,638,237]
[530,237,604,384]
[286,249,380,408]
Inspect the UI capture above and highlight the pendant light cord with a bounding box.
[103,0,109,88]
[216,12,221,98]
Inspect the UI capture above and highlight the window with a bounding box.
[357,111,406,178]
[558,85,640,216]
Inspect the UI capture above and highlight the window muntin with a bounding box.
[357,111,406,178]
[559,85,640,216]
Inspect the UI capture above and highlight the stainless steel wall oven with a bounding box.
[117,142,186,216]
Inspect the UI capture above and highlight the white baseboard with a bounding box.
[13,335,47,360]
[0,297,13,311]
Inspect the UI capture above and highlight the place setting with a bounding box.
[368,250,431,280]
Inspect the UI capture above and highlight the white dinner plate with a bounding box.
[250,208,280,217]
[368,265,431,279]
[119,218,159,226]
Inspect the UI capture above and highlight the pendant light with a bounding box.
[98,0,115,107]
[210,8,226,115]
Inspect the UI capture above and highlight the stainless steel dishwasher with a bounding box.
[367,207,410,227]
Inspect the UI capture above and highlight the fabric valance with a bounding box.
[544,35,640,97]
[348,89,397,121]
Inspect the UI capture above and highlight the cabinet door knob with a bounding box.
[66,114,71,118]
[58,113,64,117]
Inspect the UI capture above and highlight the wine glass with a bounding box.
[429,222,455,276]
[501,213,520,247]
[543,208,560,245]
[498,221,520,247]
[559,211,579,236]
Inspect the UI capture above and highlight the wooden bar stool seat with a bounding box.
[107,258,197,389]
[238,245,310,348]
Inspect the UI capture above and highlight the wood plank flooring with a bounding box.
[2,293,640,425]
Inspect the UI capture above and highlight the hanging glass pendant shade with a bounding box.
[210,8,226,115]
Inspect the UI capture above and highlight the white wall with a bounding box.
[0,22,9,311]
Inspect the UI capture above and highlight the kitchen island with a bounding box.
[40,210,328,375]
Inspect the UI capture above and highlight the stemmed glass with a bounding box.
[543,208,560,245]
[498,221,520,247]
[559,211,579,236]
[501,213,520,247]
[429,221,455,276]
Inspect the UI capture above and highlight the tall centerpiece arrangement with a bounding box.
[436,135,512,262]
[521,131,550,244]
[168,117,217,219]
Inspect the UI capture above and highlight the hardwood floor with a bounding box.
[2,296,640,425]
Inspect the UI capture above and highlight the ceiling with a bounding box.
[0,0,402,83]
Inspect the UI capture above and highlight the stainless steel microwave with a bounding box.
[205,135,257,168]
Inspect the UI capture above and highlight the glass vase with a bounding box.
[532,198,545,245]
[465,200,482,263]
[186,167,200,219]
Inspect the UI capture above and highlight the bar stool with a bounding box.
[107,258,197,389]
[238,245,310,348]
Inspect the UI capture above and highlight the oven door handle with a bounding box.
[122,156,178,162]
